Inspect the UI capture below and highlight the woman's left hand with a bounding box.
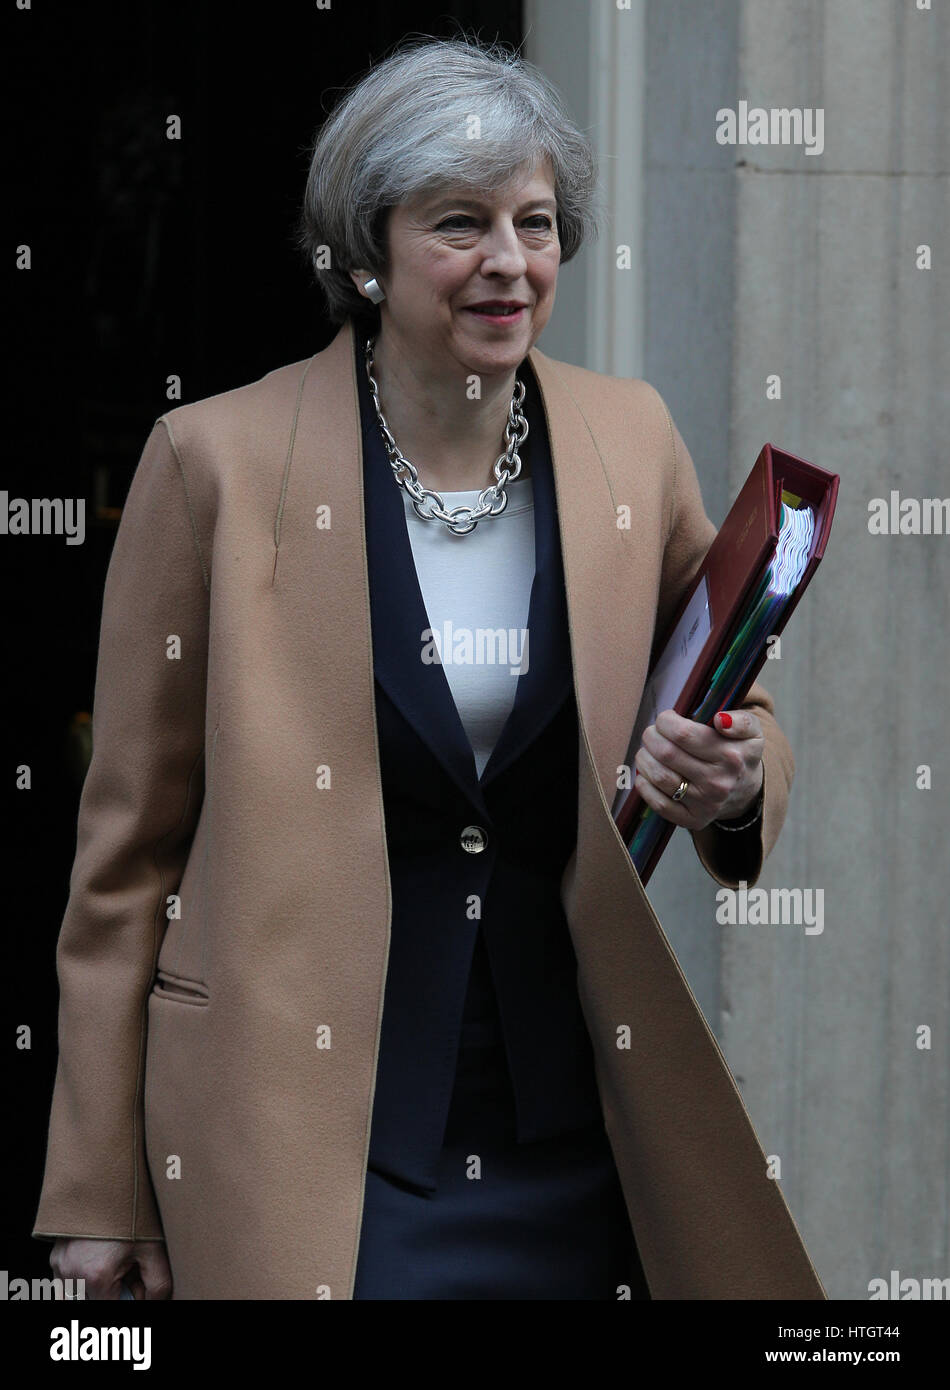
[633,708,765,830]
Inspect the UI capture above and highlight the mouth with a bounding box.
[464,301,528,324]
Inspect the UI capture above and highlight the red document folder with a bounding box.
[613,443,839,884]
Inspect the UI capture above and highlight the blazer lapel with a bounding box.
[358,337,482,809]
[474,360,574,787]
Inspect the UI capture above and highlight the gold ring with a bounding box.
[671,779,689,803]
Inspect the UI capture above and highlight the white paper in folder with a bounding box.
[610,575,712,819]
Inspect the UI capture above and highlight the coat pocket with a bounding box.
[150,969,210,1006]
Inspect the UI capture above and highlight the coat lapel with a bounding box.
[524,341,661,814]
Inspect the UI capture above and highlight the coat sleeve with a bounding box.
[31,416,210,1243]
[650,393,795,890]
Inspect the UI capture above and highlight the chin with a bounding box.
[457,330,534,371]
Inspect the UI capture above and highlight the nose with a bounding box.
[478,218,529,280]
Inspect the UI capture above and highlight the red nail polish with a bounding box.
[718,712,733,730]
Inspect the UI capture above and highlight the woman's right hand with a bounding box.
[50,1237,173,1300]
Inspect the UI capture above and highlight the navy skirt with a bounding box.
[353,1036,650,1300]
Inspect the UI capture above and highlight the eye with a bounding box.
[435,214,556,232]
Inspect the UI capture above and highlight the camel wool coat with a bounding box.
[32,316,827,1300]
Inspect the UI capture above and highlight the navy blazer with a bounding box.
[356,328,605,1192]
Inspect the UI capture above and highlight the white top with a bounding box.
[401,479,536,778]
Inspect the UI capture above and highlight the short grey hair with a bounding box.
[295,36,600,325]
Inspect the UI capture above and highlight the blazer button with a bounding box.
[460,825,488,854]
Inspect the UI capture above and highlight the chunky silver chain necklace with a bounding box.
[364,335,529,536]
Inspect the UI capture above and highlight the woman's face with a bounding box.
[371,159,561,381]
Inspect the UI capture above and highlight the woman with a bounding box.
[33,37,826,1300]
